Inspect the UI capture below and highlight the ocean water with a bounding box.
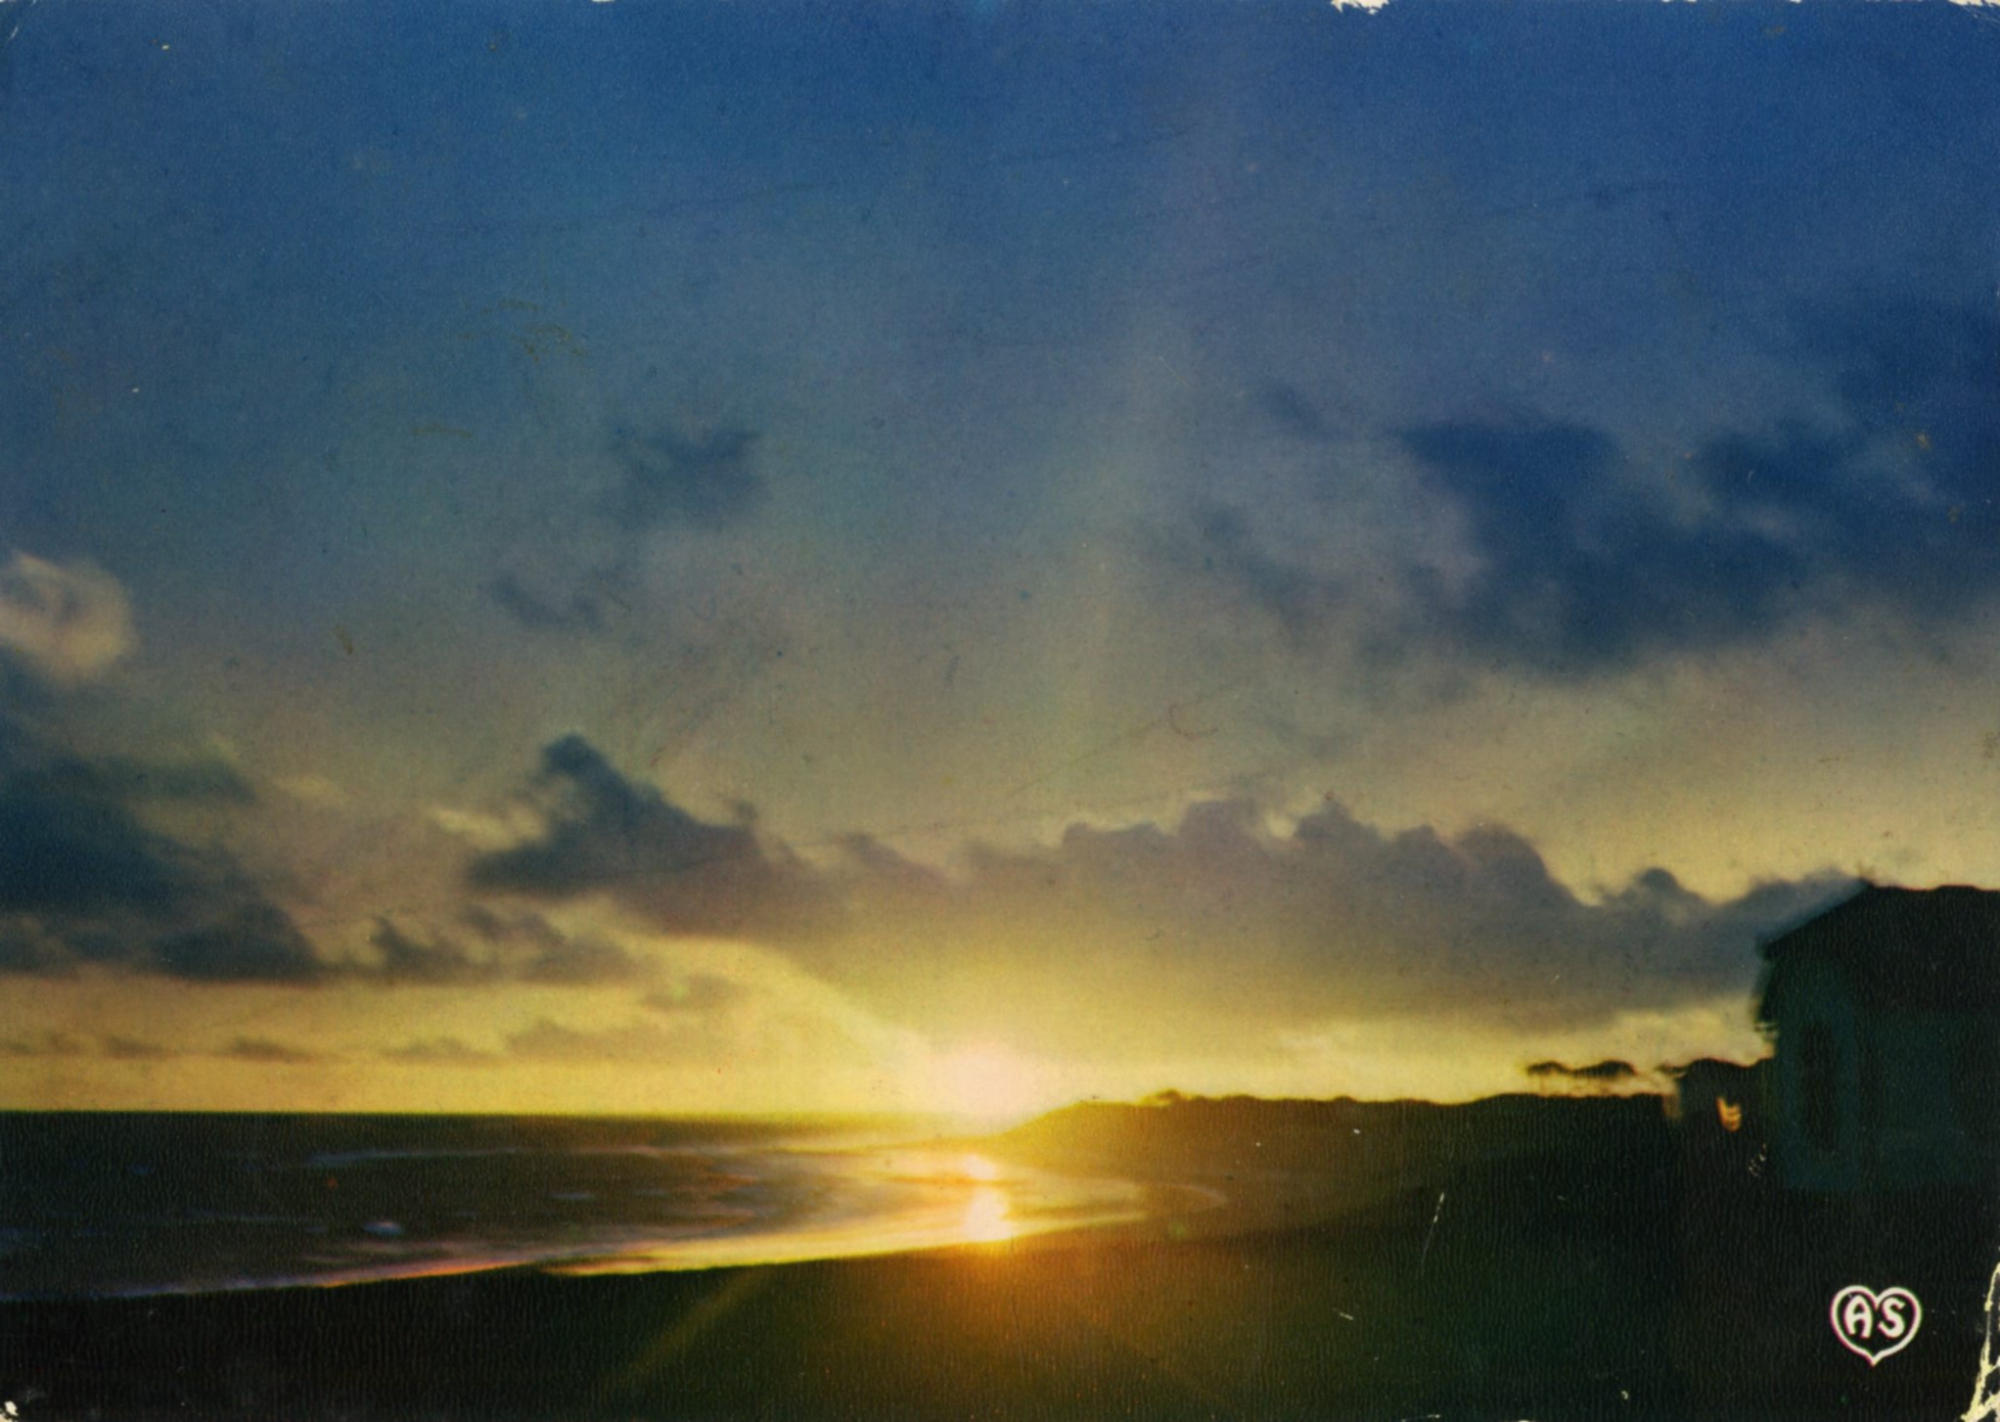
[0,1113,1148,1299]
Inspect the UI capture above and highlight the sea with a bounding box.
[0,1113,1150,1300]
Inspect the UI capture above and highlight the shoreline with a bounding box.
[5,1188,1990,1422]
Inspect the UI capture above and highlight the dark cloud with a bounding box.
[0,756,217,918]
[1255,382,1335,442]
[220,1036,321,1064]
[1194,300,2000,680]
[608,425,766,532]
[369,917,493,985]
[484,420,769,643]
[503,1016,701,1063]
[1525,1059,1639,1081]
[458,742,1841,1043]
[382,1037,500,1065]
[1188,504,1344,649]
[640,972,745,1016]
[0,1030,87,1057]
[0,723,320,982]
[468,734,824,938]
[0,919,73,973]
[830,833,952,898]
[1399,418,1806,676]
[4,1032,183,1062]
[153,904,323,983]
[519,933,639,985]
[92,755,256,806]
[486,572,610,636]
[368,909,640,986]
[100,1035,170,1060]
[458,904,568,954]
[1800,296,2000,468]
[807,796,1850,1044]
[1407,302,2000,675]
[1523,1058,1644,1096]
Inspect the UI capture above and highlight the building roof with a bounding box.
[1758,884,2000,1017]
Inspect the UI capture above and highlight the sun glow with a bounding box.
[960,1184,1014,1244]
[925,1043,1052,1126]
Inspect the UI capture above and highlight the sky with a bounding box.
[1,0,1997,1118]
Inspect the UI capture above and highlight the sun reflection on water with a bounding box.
[552,1144,1150,1277]
[948,1154,1015,1243]
[960,1185,1014,1243]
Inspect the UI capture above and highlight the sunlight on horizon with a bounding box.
[923,1043,1059,1127]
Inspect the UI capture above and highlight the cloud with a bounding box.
[357,907,645,987]
[799,796,1850,1053]
[353,906,646,988]
[369,916,494,985]
[641,972,746,1016]
[0,1030,87,1057]
[503,1015,703,1063]
[1799,295,1999,473]
[608,424,766,532]
[519,932,640,984]
[467,734,825,938]
[484,421,770,639]
[459,739,1841,1049]
[1394,417,1820,676]
[458,903,569,954]
[382,1037,501,1065]
[93,755,256,806]
[100,1035,171,1060]
[429,804,547,853]
[1187,505,1345,649]
[273,773,350,809]
[1255,382,1336,442]
[486,572,610,636]
[1525,1058,1639,1082]
[0,753,207,919]
[495,941,911,1073]
[0,552,135,685]
[152,904,324,983]
[0,1032,178,1063]
[0,725,321,981]
[219,1036,322,1064]
[1184,299,2000,682]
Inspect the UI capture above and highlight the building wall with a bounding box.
[1765,955,1861,1191]
[1768,961,1999,1192]
[1871,1014,1977,1188]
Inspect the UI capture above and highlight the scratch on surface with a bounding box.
[1964,1254,2000,1422]
[1004,677,1248,800]
[1,0,39,50]
[1418,1190,1445,1272]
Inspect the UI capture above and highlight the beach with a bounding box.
[3,1192,1682,1421]
[3,1099,1991,1421]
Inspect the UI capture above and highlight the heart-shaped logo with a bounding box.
[1829,1285,1923,1366]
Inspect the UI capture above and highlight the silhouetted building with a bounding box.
[1757,884,2000,1192]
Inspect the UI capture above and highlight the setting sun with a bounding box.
[925,1044,1052,1126]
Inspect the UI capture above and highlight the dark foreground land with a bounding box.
[3,1095,1993,1421]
